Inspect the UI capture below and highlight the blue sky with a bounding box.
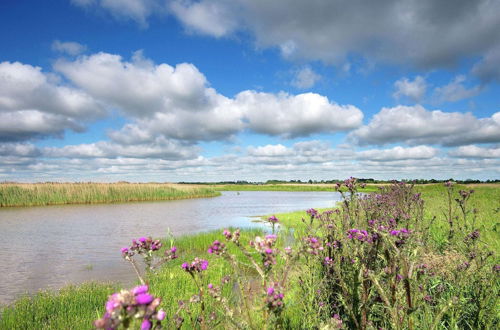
[0,0,499,182]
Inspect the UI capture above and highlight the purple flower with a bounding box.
[267,287,275,295]
[132,285,148,295]
[141,319,152,330]
[268,215,279,223]
[136,293,154,305]
[170,246,177,253]
[208,283,213,289]
[306,208,319,219]
[139,237,147,243]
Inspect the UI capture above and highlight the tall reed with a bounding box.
[0,183,220,207]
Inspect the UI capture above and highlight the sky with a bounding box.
[0,0,499,182]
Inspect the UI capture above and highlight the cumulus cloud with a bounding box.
[51,40,87,56]
[0,61,105,142]
[393,76,427,103]
[357,146,438,161]
[54,52,362,141]
[433,75,482,103]
[448,145,500,159]
[237,91,363,138]
[291,66,321,89]
[350,105,500,146]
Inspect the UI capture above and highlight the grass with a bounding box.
[211,183,379,193]
[0,182,498,329]
[0,183,220,207]
[0,283,118,330]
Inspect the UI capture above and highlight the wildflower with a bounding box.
[464,230,480,243]
[164,246,178,260]
[182,258,209,273]
[265,285,285,314]
[95,285,164,329]
[347,229,373,243]
[268,215,279,223]
[252,235,278,268]
[222,229,240,243]
[304,236,324,255]
[306,208,319,218]
[207,240,226,255]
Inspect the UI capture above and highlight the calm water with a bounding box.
[0,191,340,304]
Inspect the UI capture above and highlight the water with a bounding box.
[0,191,340,305]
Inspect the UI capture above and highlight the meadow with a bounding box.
[0,181,498,329]
[0,183,220,207]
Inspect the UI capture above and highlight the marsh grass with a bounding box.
[0,183,220,207]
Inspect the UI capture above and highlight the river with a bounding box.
[0,190,341,305]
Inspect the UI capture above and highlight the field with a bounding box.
[0,183,220,207]
[0,181,498,329]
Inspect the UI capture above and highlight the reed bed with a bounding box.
[0,183,220,207]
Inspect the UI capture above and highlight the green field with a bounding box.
[1,182,498,329]
[211,183,379,193]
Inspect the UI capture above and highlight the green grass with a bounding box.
[212,183,379,193]
[0,183,220,207]
[0,283,118,330]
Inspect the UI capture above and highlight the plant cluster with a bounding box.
[95,178,499,329]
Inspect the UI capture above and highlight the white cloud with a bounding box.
[393,76,427,103]
[54,52,363,141]
[247,144,293,157]
[0,61,105,142]
[449,145,500,159]
[237,91,363,138]
[357,146,438,161]
[169,0,237,37]
[350,105,500,146]
[51,40,87,56]
[433,75,481,103]
[291,66,321,89]
[43,138,199,160]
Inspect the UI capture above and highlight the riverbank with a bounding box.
[0,183,220,207]
[210,183,379,192]
[1,183,498,329]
